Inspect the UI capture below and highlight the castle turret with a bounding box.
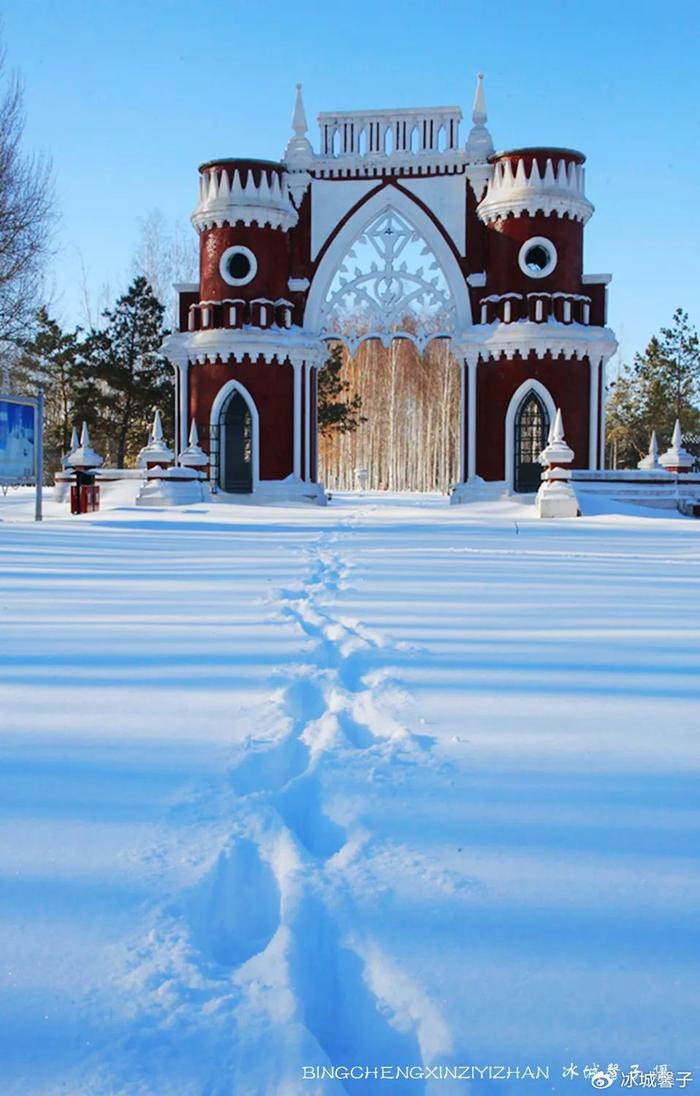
[466,144,616,487]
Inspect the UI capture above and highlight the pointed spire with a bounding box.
[465,72,494,162]
[472,72,487,125]
[61,425,80,468]
[672,418,682,448]
[659,418,694,472]
[152,408,164,443]
[178,418,208,470]
[66,421,103,469]
[137,410,174,469]
[638,430,661,470]
[292,83,308,137]
[538,407,574,468]
[284,82,314,166]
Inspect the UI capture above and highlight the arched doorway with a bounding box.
[514,391,550,493]
[220,390,253,493]
[305,188,471,492]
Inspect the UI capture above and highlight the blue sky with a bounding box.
[3,0,699,367]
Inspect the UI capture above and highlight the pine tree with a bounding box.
[606,310,700,465]
[86,277,172,467]
[658,309,700,427]
[317,343,365,437]
[17,308,84,473]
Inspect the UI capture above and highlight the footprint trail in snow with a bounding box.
[103,525,456,1096]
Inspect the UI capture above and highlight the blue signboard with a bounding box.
[0,397,36,483]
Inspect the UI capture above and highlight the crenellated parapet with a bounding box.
[477,149,593,225]
[186,297,294,332]
[192,160,298,232]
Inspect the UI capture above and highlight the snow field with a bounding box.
[0,491,698,1094]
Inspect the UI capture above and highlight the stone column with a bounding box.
[466,353,478,481]
[588,356,601,470]
[304,361,311,482]
[292,359,302,480]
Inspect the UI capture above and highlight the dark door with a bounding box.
[514,392,549,493]
[221,391,253,493]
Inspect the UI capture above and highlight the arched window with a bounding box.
[220,390,253,493]
[514,391,550,493]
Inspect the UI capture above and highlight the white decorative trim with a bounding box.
[288,277,310,292]
[518,237,558,280]
[317,105,463,158]
[304,183,472,342]
[192,166,298,233]
[582,274,612,285]
[477,156,593,225]
[210,380,260,491]
[219,245,258,287]
[465,163,491,201]
[466,272,487,287]
[478,320,618,363]
[286,170,312,207]
[160,328,325,368]
[504,379,556,492]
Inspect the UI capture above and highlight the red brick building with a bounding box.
[161,76,617,502]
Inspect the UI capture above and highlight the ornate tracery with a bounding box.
[319,207,458,351]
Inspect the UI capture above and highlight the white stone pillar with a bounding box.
[466,354,478,481]
[599,356,609,468]
[588,356,601,470]
[459,359,466,483]
[176,361,190,459]
[304,362,311,482]
[293,360,302,479]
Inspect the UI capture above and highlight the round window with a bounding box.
[518,237,557,280]
[219,245,257,287]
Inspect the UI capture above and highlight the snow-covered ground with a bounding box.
[0,490,698,1095]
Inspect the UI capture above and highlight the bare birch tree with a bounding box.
[0,45,54,349]
[132,209,198,327]
[319,338,460,493]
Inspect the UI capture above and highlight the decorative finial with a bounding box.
[152,408,164,443]
[284,82,314,167]
[178,418,208,470]
[66,421,103,469]
[69,426,79,451]
[465,71,494,165]
[538,407,574,467]
[472,72,487,125]
[672,419,682,449]
[659,418,694,472]
[292,83,308,137]
[638,430,661,470]
[536,406,579,518]
[552,408,565,444]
